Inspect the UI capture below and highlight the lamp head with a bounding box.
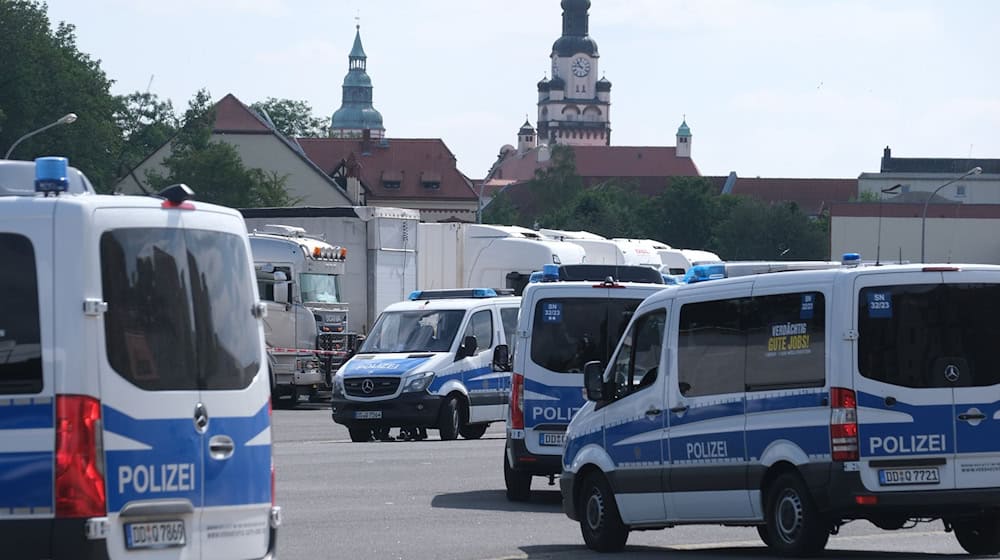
[970,166,983,176]
[58,113,78,125]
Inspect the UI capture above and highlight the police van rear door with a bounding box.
[854,270,962,492]
[95,206,270,559]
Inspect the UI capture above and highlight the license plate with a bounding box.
[125,520,185,549]
[878,467,940,486]
[539,432,566,446]
[355,410,382,419]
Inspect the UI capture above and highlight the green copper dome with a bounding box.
[676,119,691,137]
[331,26,385,133]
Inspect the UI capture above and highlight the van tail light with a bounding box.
[830,387,859,461]
[510,373,525,430]
[55,395,106,518]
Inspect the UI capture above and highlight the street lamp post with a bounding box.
[875,183,903,265]
[920,166,983,263]
[4,113,78,159]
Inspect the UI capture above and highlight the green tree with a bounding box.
[113,91,178,184]
[145,90,297,208]
[0,0,122,190]
[646,176,721,250]
[540,180,649,237]
[712,198,828,260]
[250,97,327,138]
[525,144,583,222]
[481,189,521,225]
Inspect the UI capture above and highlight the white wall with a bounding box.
[859,172,1000,205]
[831,214,1000,264]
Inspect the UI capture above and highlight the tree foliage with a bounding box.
[145,90,298,208]
[0,0,122,190]
[250,97,327,138]
[114,91,179,181]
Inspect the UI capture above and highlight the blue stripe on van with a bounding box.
[746,425,830,459]
[523,378,585,428]
[0,451,53,510]
[0,401,53,430]
[745,391,826,414]
[104,403,272,513]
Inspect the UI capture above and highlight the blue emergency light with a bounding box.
[34,156,69,196]
[541,264,560,282]
[408,288,509,301]
[841,252,861,267]
[683,263,727,284]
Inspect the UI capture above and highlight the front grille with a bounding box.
[317,332,346,351]
[344,376,400,398]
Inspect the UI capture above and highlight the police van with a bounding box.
[0,158,279,559]
[331,288,520,442]
[501,264,666,501]
[561,261,1000,556]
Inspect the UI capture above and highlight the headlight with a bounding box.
[402,371,435,393]
[331,374,345,396]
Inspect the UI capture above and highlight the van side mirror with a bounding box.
[584,360,605,402]
[456,335,478,360]
[492,344,511,371]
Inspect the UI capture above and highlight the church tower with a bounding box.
[536,0,611,146]
[330,25,385,139]
[675,118,692,158]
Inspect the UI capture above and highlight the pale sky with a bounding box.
[44,0,1000,181]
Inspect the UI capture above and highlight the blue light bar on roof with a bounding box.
[408,288,511,301]
[35,156,69,196]
[683,263,726,284]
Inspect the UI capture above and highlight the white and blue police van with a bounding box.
[501,264,666,501]
[0,157,279,559]
[331,288,520,442]
[561,259,1000,556]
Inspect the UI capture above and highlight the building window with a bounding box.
[679,137,688,143]
[901,184,910,194]
[956,185,966,197]
[422,181,440,190]
[383,181,401,189]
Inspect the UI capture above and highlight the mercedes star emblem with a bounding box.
[361,379,375,394]
[944,364,961,383]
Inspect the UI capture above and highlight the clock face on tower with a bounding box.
[571,57,591,77]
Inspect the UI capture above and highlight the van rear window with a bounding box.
[859,284,1000,388]
[0,234,42,394]
[530,298,640,374]
[101,228,261,391]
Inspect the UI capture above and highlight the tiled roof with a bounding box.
[881,147,1000,175]
[212,94,271,134]
[490,145,701,184]
[297,137,477,202]
[722,177,857,215]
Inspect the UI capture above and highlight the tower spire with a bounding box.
[331,23,385,139]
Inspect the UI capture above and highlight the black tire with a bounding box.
[272,385,298,410]
[460,423,489,440]
[347,425,371,443]
[953,515,1000,555]
[577,473,629,552]
[504,452,532,502]
[438,396,460,441]
[763,472,830,557]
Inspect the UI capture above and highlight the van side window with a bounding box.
[500,307,519,348]
[463,309,493,355]
[607,310,666,400]
[0,234,42,394]
[746,292,826,391]
[678,298,747,397]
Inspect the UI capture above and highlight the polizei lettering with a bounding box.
[531,406,580,422]
[869,434,947,455]
[686,440,729,460]
[118,463,196,495]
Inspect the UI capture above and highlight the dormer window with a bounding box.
[383,180,401,189]
[422,181,440,190]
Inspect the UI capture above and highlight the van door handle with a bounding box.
[645,407,662,417]
[669,405,689,414]
[208,435,235,460]
[884,396,897,407]
[958,413,986,422]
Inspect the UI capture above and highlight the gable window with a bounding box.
[956,185,966,197]
[383,180,401,190]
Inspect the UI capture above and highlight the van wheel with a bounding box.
[347,425,371,442]
[578,473,629,552]
[460,423,488,440]
[953,515,1000,555]
[763,472,830,557]
[504,453,532,502]
[438,396,460,441]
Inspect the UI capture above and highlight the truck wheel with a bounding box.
[763,472,830,557]
[438,396,460,441]
[347,425,371,443]
[504,453,531,502]
[953,515,1000,555]
[273,386,297,410]
[577,472,628,552]
[459,423,488,440]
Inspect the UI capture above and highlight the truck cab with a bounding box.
[249,225,352,408]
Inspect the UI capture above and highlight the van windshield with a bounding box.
[360,310,465,354]
[101,228,261,391]
[858,283,1000,388]
[530,297,641,373]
